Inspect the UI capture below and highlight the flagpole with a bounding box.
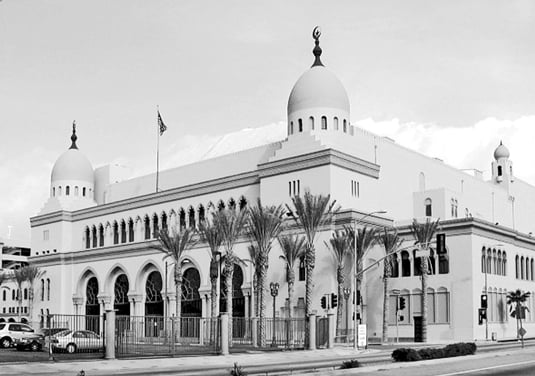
[156,105,160,193]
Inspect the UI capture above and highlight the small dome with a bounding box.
[494,141,510,160]
[287,66,350,115]
[51,148,94,183]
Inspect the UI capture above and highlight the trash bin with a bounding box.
[491,332,497,341]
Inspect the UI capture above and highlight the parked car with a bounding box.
[37,327,69,337]
[0,323,39,348]
[52,330,102,353]
[14,333,45,351]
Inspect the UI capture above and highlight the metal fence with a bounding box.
[262,318,305,349]
[45,314,105,359]
[115,316,220,357]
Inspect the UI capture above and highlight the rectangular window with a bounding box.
[43,230,49,241]
[289,180,301,197]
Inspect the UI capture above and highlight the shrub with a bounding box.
[230,362,247,376]
[340,359,360,369]
[392,342,476,362]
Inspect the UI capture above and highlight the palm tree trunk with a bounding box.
[382,275,389,343]
[225,256,234,348]
[175,265,182,339]
[28,288,34,327]
[287,272,294,346]
[17,286,22,322]
[420,254,428,343]
[305,245,315,348]
[258,262,267,347]
[210,277,218,318]
[336,267,344,337]
[254,271,258,318]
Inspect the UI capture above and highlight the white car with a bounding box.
[52,330,103,353]
[0,322,40,348]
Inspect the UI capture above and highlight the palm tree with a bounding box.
[151,228,198,329]
[13,268,26,322]
[377,228,403,344]
[199,218,222,319]
[507,289,531,347]
[247,245,259,318]
[345,226,378,327]
[324,230,351,336]
[214,208,247,346]
[247,199,285,346]
[278,234,306,320]
[287,190,338,347]
[21,265,45,326]
[410,218,440,343]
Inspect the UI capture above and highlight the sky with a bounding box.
[1,1,535,246]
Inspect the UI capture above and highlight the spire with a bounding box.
[311,26,324,67]
[69,120,78,149]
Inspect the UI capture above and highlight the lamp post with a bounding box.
[343,287,351,342]
[352,210,387,350]
[270,282,279,347]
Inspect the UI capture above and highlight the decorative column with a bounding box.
[72,296,83,316]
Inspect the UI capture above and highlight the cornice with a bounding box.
[258,148,380,179]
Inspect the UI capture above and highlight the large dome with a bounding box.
[494,141,510,160]
[287,66,350,115]
[51,148,94,183]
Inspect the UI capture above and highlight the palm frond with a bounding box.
[247,198,285,261]
[324,230,351,268]
[278,234,306,270]
[411,218,440,249]
[213,208,247,254]
[150,228,199,264]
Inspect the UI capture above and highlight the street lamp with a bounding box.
[352,210,387,350]
[270,282,280,347]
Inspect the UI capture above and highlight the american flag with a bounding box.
[158,110,167,135]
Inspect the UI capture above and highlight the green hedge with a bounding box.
[392,342,477,362]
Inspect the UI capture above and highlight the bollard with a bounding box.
[308,314,316,350]
[327,313,335,349]
[220,313,229,355]
[252,317,258,348]
[105,309,116,360]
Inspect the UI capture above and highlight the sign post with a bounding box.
[357,324,367,349]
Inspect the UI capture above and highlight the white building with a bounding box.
[0,241,31,323]
[30,30,535,342]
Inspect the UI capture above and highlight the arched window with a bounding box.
[239,197,248,211]
[439,252,449,274]
[298,119,303,132]
[425,198,432,217]
[343,119,347,133]
[401,251,411,277]
[321,116,327,130]
[52,187,56,197]
[66,186,70,196]
[75,186,79,196]
[493,249,497,274]
[217,200,225,211]
[428,249,436,275]
[503,252,507,276]
[99,224,104,246]
[309,116,314,130]
[152,214,159,237]
[188,207,195,228]
[521,256,525,279]
[413,250,422,276]
[487,250,492,274]
[498,165,502,176]
[120,220,126,243]
[179,209,186,230]
[334,117,339,130]
[497,251,502,276]
[41,280,45,301]
[228,198,236,211]
[2,290,6,301]
[531,259,534,281]
[82,187,86,197]
[24,288,28,300]
[161,212,168,232]
[128,219,134,242]
[85,227,90,249]
[144,215,151,240]
[58,186,62,196]
[516,255,520,278]
[92,226,97,248]
[198,205,206,223]
[391,254,399,278]
[12,290,15,300]
[46,279,50,301]
[481,248,486,273]
[526,258,530,281]
[289,121,294,134]
[113,221,119,244]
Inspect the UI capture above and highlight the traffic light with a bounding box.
[321,296,327,309]
[399,315,404,322]
[331,293,338,308]
[356,290,362,305]
[478,308,487,325]
[481,294,488,309]
[398,297,406,311]
[436,233,446,254]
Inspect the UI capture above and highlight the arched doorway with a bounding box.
[145,271,164,337]
[114,274,130,316]
[182,268,201,317]
[219,265,245,317]
[85,277,100,333]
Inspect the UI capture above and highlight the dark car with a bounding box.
[37,327,69,337]
[14,333,45,351]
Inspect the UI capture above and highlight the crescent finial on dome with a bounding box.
[70,120,78,150]
[311,26,324,67]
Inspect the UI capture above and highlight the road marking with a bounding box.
[435,359,535,376]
